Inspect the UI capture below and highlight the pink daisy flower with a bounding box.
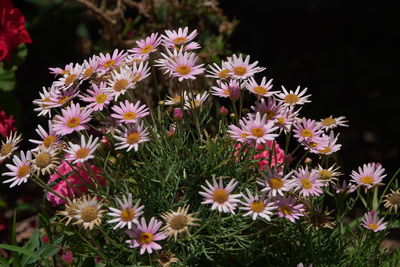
[316,132,342,155]
[292,166,324,197]
[251,97,285,121]
[242,112,279,145]
[131,61,151,83]
[128,32,162,57]
[2,150,32,188]
[53,63,83,90]
[227,123,249,143]
[64,135,99,164]
[361,210,387,232]
[80,82,112,111]
[47,86,80,108]
[275,196,305,223]
[199,177,241,214]
[111,100,149,124]
[49,62,74,76]
[257,167,294,197]
[108,193,144,230]
[320,115,349,131]
[162,27,198,49]
[80,55,99,80]
[293,118,323,143]
[125,217,167,255]
[350,162,386,189]
[52,103,92,136]
[240,189,276,221]
[245,77,276,97]
[114,122,150,152]
[33,85,58,117]
[206,62,232,79]
[334,180,357,194]
[107,66,136,101]
[303,134,330,154]
[211,79,241,100]
[29,120,61,150]
[165,50,205,81]
[275,107,299,134]
[223,54,266,80]
[276,86,311,106]
[97,49,127,72]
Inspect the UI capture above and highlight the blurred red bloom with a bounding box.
[235,141,285,170]
[0,109,16,138]
[46,161,107,206]
[0,0,32,61]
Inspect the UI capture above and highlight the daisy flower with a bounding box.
[227,123,249,143]
[97,49,127,72]
[245,77,276,97]
[29,120,61,150]
[53,63,83,90]
[107,193,144,230]
[33,86,57,117]
[199,177,241,214]
[276,86,311,106]
[165,93,186,106]
[320,116,349,130]
[383,189,400,213]
[275,196,305,223]
[52,103,91,136]
[293,118,323,143]
[80,55,99,80]
[361,210,387,232]
[156,252,179,267]
[155,48,180,75]
[275,107,299,133]
[114,122,150,152]
[251,97,285,121]
[316,164,342,184]
[303,134,330,154]
[222,54,266,80]
[74,195,105,230]
[292,166,324,197]
[32,146,60,175]
[65,135,99,164]
[107,66,136,101]
[111,100,149,124]
[0,131,22,163]
[184,92,209,110]
[2,150,32,188]
[162,27,198,49]
[206,62,231,79]
[334,180,357,194]
[257,168,294,197]
[161,205,199,240]
[47,86,80,109]
[211,80,241,100]
[80,82,112,111]
[241,112,279,145]
[125,217,167,255]
[165,50,205,81]
[131,61,151,83]
[350,162,386,189]
[240,189,276,221]
[128,32,162,57]
[49,62,74,76]
[56,198,79,226]
[317,132,341,155]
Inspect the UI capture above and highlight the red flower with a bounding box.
[46,161,107,206]
[0,0,32,61]
[0,109,16,138]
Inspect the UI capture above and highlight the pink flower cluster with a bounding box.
[0,109,16,137]
[235,141,285,170]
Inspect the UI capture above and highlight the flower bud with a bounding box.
[62,251,74,264]
[219,106,228,116]
[173,108,184,120]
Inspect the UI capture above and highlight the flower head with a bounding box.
[74,195,105,230]
[277,86,311,106]
[320,116,348,130]
[64,135,99,164]
[165,50,205,81]
[240,189,276,220]
[2,150,32,188]
[223,54,265,79]
[114,122,150,152]
[361,210,387,232]
[29,120,61,150]
[161,205,199,240]
[97,49,127,72]
[257,167,294,197]
[80,82,112,111]
[245,77,276,97]
[129,32,162,57]
[162,27,198,50]
[383,189,400,213]
[52,103,91,136]
[111,100,149,124]
[275,196,305,223]
[107,193,144,230]
[350,162,386,189]
[0,131,22,162]
[292,166,324,197]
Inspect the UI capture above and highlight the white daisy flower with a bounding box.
[64,135,99,164]
[2,150,32,188]
[107,193,144,230]
[276,85,311,106]
[240,189,276,221]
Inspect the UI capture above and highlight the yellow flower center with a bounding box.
[0,143,13,156]
[95,93,107,103]
[60,70,70,75]
[265,110,275,120]
[309,142,318,148]
[103,59,116,69]
[319,147,332,154]
[84,68,93,78]
[253,86,267,95]
[141,45,154,54]
[169,215,188,230]
[64,74,77,85]
[123,112,137,121]
[212,189,229,204]
[218,69,230,79]
[233,66,247,76]
[172,37,188,44]
[277,117,285,125]
[58,96,69,105]
[268,177,284,189]
[17,165,30,178]
[280,205,292,215]
[191,100,201,108]
[126,132,141,144]
[360,176,375,185]
[301,129,313,138]
[132,73,143,82]
[75,148,90,159]
[251,127,265,138]
[223,89,230,96]
[139,232,154,244]
[321,117,336,126]
[42,135,57,148]
[41,97,52,108]
[301,178,313,189]
[66,117,81,128]
[172,96,181,104]
[284,94,300,104]
[114,79,129,92]
[176,65,191,75]
[368,223,378,230]
[250,201,265,213]
[120,208,135,222]
[318,170,332,180]
[81,206,98,222]
[35,152,52,168]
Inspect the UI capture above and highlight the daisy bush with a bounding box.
[1,27,400,266]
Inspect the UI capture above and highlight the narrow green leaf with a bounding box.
[0,244,39,260]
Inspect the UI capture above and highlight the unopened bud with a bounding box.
[158,100,165,105]
[304,157,313,165]
[173,108,184,120]
[219,106,228,116]
[230,113,236,119]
